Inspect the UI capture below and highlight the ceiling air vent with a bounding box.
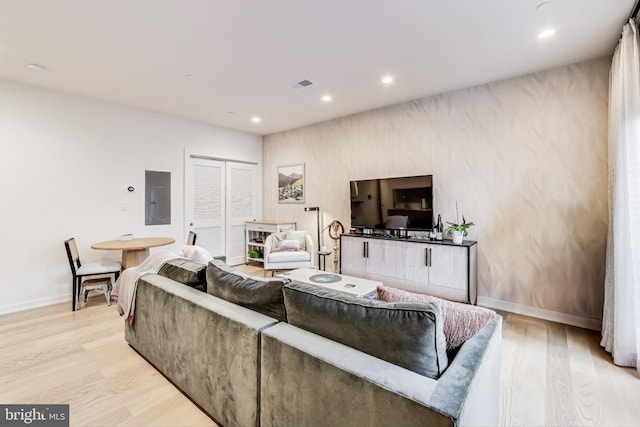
[290,79,314,89]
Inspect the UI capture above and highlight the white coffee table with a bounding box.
[278,268,380,298]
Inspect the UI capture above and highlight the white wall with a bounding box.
[263,58,610,329]
[0,80,262,314]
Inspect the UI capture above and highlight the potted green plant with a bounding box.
[445,203,474,244]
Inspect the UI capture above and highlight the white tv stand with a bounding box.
[340,234,477,304]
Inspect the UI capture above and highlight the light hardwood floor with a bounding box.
[499,311,640,426]
[0,299,217,427]
[2,268,639,426]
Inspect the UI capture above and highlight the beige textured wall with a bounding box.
[263,58,609,324]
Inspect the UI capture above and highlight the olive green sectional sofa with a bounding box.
[124,259,502,427]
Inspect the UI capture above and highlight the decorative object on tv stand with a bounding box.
[322,220,345,272]
[445,202,474,244]
[278,163,305,203]
[436,214,444,241]
[304,206,321,267]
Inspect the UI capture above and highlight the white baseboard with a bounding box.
[0,295,71,316]
[477,296,602,331]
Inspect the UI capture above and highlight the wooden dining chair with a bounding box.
[187,231,197,246]
[64,238,121,311]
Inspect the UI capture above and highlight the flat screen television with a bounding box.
[349,175,433,232]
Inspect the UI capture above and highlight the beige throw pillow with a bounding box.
[278,239,301,251]
[285,230,307,251]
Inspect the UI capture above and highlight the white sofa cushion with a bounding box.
[268,251,311,263]
[77,260,121,275]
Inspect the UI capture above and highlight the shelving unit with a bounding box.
[245,220,296,265]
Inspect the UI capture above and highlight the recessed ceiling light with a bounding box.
[538,29,555,39]
[251,117,261,123]
[27,63,47,71]
[382,76,394,84]
[321,95,332,102]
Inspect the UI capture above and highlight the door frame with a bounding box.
[184,151,260,264]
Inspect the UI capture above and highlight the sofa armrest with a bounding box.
[429,315,503,426]
[125,274,279,427]
[261,323,456,427]
[304,233,315,260]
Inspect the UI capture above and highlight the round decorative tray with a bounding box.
[309,273,342,284]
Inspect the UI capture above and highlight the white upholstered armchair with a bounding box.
[263,231,314,275]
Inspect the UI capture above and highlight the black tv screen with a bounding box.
[349,175,433,231]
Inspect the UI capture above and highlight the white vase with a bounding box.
[452,230,464,244]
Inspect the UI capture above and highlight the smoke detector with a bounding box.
[290,79,314,89]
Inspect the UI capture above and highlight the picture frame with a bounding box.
[278,163,305,203]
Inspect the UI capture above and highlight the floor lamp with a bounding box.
[304,206,320,267]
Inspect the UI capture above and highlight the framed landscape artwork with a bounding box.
[278,163,305,203]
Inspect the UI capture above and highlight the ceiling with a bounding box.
[0,0,634,136]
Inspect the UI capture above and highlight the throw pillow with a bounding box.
[206,259,289,322]
[157,258,207,291]
[278,239,301,251]
[182,245,214,263]
[283,281,448,379]
[285,230,307,251]
[377,285,496,350]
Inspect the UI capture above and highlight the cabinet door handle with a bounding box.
[365,242,369,258]
[429,248,433,267]
[425,248,432,267]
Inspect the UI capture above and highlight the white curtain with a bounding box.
[601,18,640,372]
